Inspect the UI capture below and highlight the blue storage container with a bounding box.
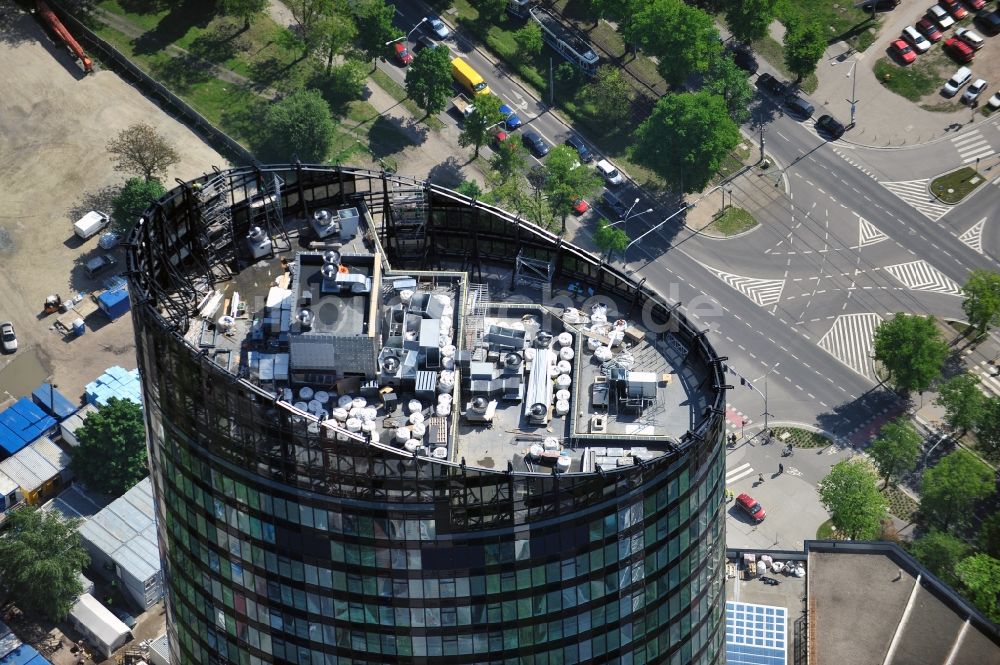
[31,383,79,421]
[97,289,131,320]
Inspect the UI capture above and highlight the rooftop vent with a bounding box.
[323,249,342,266]
[297,308,314,331]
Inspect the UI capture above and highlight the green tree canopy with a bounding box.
[955,554,1000,622]
[594,218,630,259]
[513,23,543,57]
[935,372,986,435]
[704,55,754,123]
[111,177,166,234]
[286,0,335,52]
[632,91,740,193]
[542,145,603,233]
[872,314,948,394]
[979,512,1000,559]
[459,93,505,159]
[629,0,722,86]
[455,180,483,199]
[586,65,633,124]
[489,135,527,183]
[106,122,179,182]
[961,270,1000,336]
[0,508,89,621]
[475,0,509,23]
[783,19,827,83]
[316,4,357,72]
[405,45,454,117]
[867,417,921,489]
[818,459,887,540]
[71,397,148,497]
[257,89,335,163]
[352,0,400,62]
[920,449,995,530]
[220,0,268,29]
[910,530,970,587]
[724,0,779,44]
[975,396,1000,456]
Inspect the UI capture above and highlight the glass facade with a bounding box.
[128,166,728,665]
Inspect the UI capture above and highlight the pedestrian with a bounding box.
[778,463,784,474]
[757,473,764,484]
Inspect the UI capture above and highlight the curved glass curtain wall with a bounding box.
[127,166,728,665]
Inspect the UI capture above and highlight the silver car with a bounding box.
[1,322,17,353]
[427,15,450,40]
[962,79,988,105]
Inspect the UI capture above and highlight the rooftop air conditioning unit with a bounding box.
[246,226,272,259]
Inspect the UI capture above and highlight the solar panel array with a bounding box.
[726,601,788,665]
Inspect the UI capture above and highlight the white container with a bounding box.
[313,391,330,405]
[432,447,448,459]
[395,427,411,443]
[299,386,314,400]
[404,440,421,453]
[438,393,453,405]
[346,418,363,432]
[294,401,308,412]
[362,420,377,432]
[308,399,322,413]
[363,407,378,421]
[594,346,613,362]
[587,337,602,351]
[556,374,572,388]
[409,412,425,425]
[435,403,451,417]
[556,389,571,402]
[439,371,455,392]
[613,319,628,331]
[441,344,456,358]
[349,407,363,419]
[558,332,573,347]
[442,356,455,369]
[408,399,422,414]
[529,444,544,459]
[556,455,571,472]
[352,397,367,409]
[557,360,572,375]
[562,307,580,324]
[332,407,349,421]
[411,422,426,439]
[555,400,570,416]
[548,364,560,377]
[559,347,575,361]
[543,437,560,451]
[338,395,354,408]
[609,330,625,347]
[400,289,414,304]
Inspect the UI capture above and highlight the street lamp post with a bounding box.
[846,58,859,128]
[385,16,428,46]
[746,363,779,441]
[623,202,693,261]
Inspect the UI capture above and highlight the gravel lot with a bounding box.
[0,4,225,402]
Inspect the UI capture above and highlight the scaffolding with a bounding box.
[514,249,556,288]
[387,185,430,261]
[464,283,489,348]
[194,171,235,285]
[247,171,290,254]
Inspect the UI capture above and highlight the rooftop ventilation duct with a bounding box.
[323,249,342,266]
[297,308,314,330]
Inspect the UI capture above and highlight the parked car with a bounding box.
[84,254,116,278]
[862,0,900,11]
[564,134,594,163]
[522,130,549,157]
[756,72,789,97]
[492,130,509,149]
[963,78,988,104]
[940,0,968,19]
[890,39,917,64]
[736,493,766,522]
[0,322,16,353]
[942,66,973,96]
[601,190,627,216]
[902,26,931,53]
[988,92,1000,111]
[729,46,759,74]
[415,34,436,51]
[928,5,957,29]
[392,42,413,66]
[785,95,815,118]
[945,37,975,62]
[955,26,986,50]
[427,15,450,39]
[572,198,590,215]
[595,159,624,186]
[498,103,522,130]
[965,0,986,9]
[916,17,944,42]
[815,114,846,139]
[975,9,1000,35]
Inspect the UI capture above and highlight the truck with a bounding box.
[73,211,111,240]
[452,94,475,119]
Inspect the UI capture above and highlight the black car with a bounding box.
[731,48,759,74]
[756,73,788,97]
[84,254,116,278]
[861,0,900,11]
[601,190,627,217]
[974,10,1000,36]
[564,134,593,163]
[522,131,549,158]
[414,35,437,51]
[815,114,846,140]
[785,95,814,119]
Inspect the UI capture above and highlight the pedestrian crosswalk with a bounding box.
[974,360,1000,398]
[958,217,987,254]
[880,179,952,221]
[726,462,756,485]
[951,130,995,164]
[884,259,961,295]
[700,263,785,307]
[817,313,883,380]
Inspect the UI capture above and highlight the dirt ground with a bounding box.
[0,2,225,403]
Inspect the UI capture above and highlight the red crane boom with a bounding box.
[36,0,93,73]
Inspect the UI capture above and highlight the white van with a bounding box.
[596,159,624,186]
[74,211,111,240]
[942,67,973,97]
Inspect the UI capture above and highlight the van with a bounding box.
[596,159,623,186]
[451,57,490,96]
[942,66,972,97]
[73,211,111,240]
[785,95,814,119]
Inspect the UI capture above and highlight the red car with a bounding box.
[492,130,509,149]
[393,42,413,66]
[965,0,986,8]
[944,37,975,62]
[572,198,590,215]
[736,493,766,522]
[941,0,968,19]
[890,39,917,64]
[916,17,944,42]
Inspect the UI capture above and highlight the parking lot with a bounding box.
[0,5,224,401]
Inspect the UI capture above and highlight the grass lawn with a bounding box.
[369,69,444,131]
[931,167,984,203]
[771,426,833,449]
[776,0,878,47]
[706,207,757,236]
[816,519,845,540]
[873,56,942,102]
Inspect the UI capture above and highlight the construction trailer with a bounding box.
[0,437,71,506]
[31,382,80,421]
[67,594,132,660]
[0,399,57,459]
[59,403,99,448]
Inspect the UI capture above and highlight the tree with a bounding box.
[489,135,527,183]
[594,218,629,259]
[474,0,509,23]
[955,554,1000,622]
[405,45,453,117]
[872,314,948,394]
[220,0,268,30]
[629,0,722,86]
[542,145,603,233]
[257,89,335,163]
[783,19,827,83]
[920,449,995,530]
[286,0,335,52]
[817,459,887,540]
[458,93,505,159]
[724,0,779,44]
[910,530,970,587]
[455,180,482,199]
[513,23,543,57]
[632,92,740,193]
[961,270,1000,337]
[935,372,986,435]
[586,65,633,124]
[975,397,1000,456]
[979,512,1000,559]
[71,397,148,497]
[867,417,921,489]
[316,5,357,72]
[111,178,166,234]
[106,122,179,182]
[352,0,400,63]
[704,55,754,124]
[0,508,89,621]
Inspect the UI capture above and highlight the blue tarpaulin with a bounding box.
[0,399,56,456]
[31,383,79,421]
[0,644,50,665]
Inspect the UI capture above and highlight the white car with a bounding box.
[928,5,956,29]
[988,92,1000,111]
[955,27,985,50]
[902,26,931,53]
[963,78,988,105]
[427,15,450,40]
[943,66,972,97]
[596,159,624,186]
[1,322,17,353]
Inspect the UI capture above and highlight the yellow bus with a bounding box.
[451,57,491,96]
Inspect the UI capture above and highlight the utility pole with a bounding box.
[846,59,859,128]
[549,58,554,107]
